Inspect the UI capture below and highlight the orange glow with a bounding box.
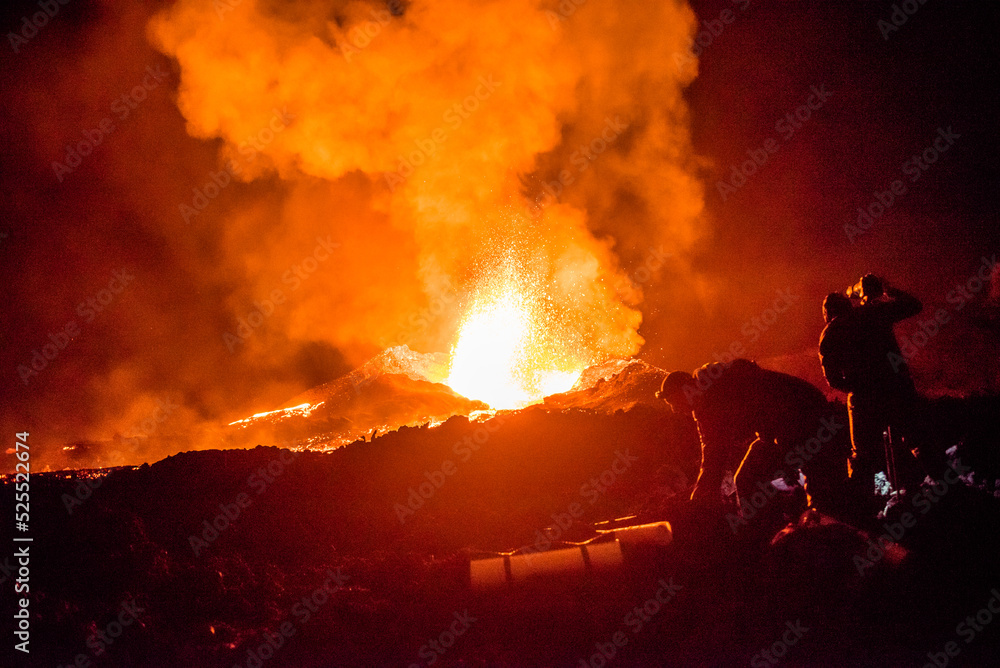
[126,0,707,468]
[227,402,324,427]
[444,262,584,409]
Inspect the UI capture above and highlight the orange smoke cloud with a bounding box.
[1,0,706,470]
[149,0,705,364]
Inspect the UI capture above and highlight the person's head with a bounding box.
[656,371,694,412]
[860,273,883,301]
[823,292,852,323]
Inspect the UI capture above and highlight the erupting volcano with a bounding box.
[444,255,588,409]
[4,0,999,664]
[124,0,704,461]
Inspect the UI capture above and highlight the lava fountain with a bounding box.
[444,261,586,409]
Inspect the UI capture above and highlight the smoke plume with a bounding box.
[150,0,704,354]
[3,0,705,468]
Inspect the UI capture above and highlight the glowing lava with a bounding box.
[444,271,585,409]
[227,402,324,428]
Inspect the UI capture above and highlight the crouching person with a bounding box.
[656,359,849,529]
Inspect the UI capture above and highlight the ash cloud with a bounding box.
[2,0,706,469]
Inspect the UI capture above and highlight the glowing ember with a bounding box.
[445,269,584,409]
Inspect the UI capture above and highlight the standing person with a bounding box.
[817,292,856,394]
[819,275,924,503]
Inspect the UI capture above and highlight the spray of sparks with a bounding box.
[444,260,585,409]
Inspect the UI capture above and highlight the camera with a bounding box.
[846,274,883,301]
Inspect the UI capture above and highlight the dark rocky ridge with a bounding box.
[5,362,1000,666]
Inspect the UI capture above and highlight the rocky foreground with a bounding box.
[5,386,1000,666]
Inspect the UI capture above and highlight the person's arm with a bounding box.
[884,285,922,321]
[868,285,922,323]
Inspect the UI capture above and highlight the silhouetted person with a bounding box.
[819,275,924,503]
[657,359,847,517]
[818,292,855,392]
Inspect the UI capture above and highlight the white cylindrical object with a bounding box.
[612,521,673,547]
[470,539,624,590]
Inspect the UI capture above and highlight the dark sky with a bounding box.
[645,0,999,383]
[1,0,997,469]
